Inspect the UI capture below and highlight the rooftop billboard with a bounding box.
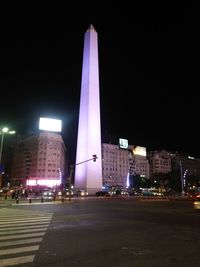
[39,118,62,132]
[132,145,146,156]
[119,138,128,149]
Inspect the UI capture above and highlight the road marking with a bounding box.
[0,222,50,228]
[0,218,51,225]
[0,224,49,231]
[0,255,35,267]
[0,237,43,247]
[0,245,39,256]
[0,216,52,221]
[0,208,53,266]
[0,232,46,241]
[0,227,47,235]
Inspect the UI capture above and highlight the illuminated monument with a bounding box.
[74,25,102,194]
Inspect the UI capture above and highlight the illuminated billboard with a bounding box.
[26,178,61,187]
[119,138,128,149]
[39,118,62,132]
[132,145,146,156]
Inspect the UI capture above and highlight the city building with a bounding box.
[74,24,102,194]
[10,132,66,187]
[147,150,172,179]
[102,143,150,187]
[102,143,129,187]
[171,153,200,176]
[131,150,150,179]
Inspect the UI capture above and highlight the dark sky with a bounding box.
[0,3,198,162]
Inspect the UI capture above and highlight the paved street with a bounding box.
[0,196,200,267]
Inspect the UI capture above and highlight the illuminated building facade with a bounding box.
[102,143,150,187]
[11,132,66,187]
[102,143,129,186]
[130,145,150,179]
[74,25,102,194]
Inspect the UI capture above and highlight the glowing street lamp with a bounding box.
[0,127,16,172]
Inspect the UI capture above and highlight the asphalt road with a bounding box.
[1,197,200,267]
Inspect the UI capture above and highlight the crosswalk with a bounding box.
[0,208,53,267]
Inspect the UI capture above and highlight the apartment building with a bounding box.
[102,143,150,187]
[147,150,172,179]
[11,132,66,187]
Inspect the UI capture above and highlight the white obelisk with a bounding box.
[74,25,102,195]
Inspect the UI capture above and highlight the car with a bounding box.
[95,191,110,196]
[65,189,74,197]
[120,190,129,196]
[42,189,54,200]
[76,190,89,197]
[191,193,200,201]
[193,198,200,210]
[57,189,74,198]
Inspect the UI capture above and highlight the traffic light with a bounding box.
[93,154,97,162]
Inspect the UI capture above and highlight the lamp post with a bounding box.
[0,127,16,172]
[179,160,185,196]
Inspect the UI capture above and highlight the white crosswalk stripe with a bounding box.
[0,238,43,247]
[0,208,53,267]
[0,224,49,231]
[0,218,51,225]
[0,255,35,267]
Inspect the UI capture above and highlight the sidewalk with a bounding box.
[0,196,74,206]
[0,196,56,206]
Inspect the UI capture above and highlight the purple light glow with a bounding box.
[74,25,102,194]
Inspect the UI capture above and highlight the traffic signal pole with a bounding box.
[68,155,98,201]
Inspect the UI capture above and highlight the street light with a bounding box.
[0,127,16,172]
[179,160,185,196]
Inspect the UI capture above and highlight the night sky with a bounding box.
[0,3,198,163]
